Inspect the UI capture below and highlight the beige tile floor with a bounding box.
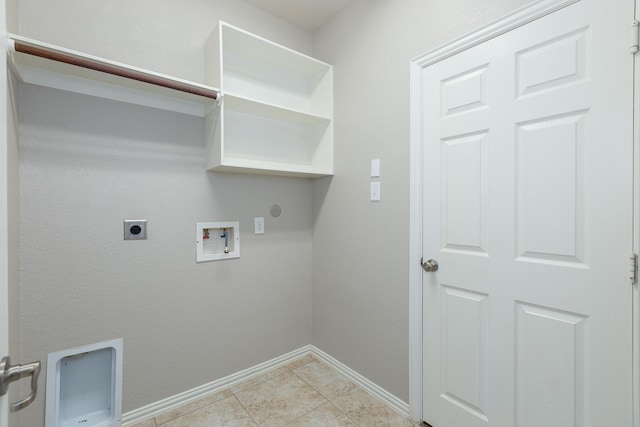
[130,355,421,426]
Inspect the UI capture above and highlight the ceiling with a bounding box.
[242,0,353,31]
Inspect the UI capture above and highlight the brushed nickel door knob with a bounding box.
[421,258,439,272]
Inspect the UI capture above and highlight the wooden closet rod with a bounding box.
[12,41,218,100]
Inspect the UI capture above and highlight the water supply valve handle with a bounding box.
[0,356,41,412]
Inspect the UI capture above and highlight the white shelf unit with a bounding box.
[205,21,333,178]
[7,34,219,117]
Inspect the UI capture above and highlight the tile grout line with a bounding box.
[236,355,333,426]
[328,400,363,427]
[231,359,308,427]
[287,358,334,416]
[287,358,363,427]
[230,387,260,426]
[228,393,258,427]
[280,358,332,426]
[152,392,232,426]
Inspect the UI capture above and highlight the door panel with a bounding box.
[440,286,489,421]
[515,302,587,426]
[442,132,489,254]
[516,111,586,264]
[422,1,634,426]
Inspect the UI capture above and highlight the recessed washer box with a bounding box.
[196,221,240,262]
[45,338,123,427]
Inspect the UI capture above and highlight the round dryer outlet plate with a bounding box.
[124,219,147,240]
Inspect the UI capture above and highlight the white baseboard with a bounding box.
[121,345,311,426]
[121,345,409,426]
[309,346,410,417]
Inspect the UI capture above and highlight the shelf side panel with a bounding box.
[205,108,223,170]
[204,24,222,89]
[310,121,333,174]
[310,67,333,120]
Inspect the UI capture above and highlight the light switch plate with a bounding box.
[254,217,265,234]
[370,182,381,202]
[371,159,380,177]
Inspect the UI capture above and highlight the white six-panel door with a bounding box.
[421,0,634,425]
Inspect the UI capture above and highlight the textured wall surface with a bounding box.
[311,0,533,402]
[15,2,314,425]
[18,85,313,425]
[6,0,16,33]
[16,0,313,84]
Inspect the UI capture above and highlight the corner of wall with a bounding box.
[6,0,17,33]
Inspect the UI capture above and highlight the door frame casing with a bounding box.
[1,0,10,421]
[406,0,639,423]
[633,3,640,426]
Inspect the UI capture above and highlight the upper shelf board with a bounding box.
[221,22,331,78]
[7,34,220,117]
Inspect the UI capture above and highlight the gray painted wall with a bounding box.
[5,0,15,33]
[15,1,314,426]
[16,0,313,84]
[311,0,533,402]
[12,0,538,425]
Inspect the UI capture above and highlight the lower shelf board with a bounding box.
[208,162,333,179]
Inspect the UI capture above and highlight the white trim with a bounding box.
[121,345,410,426]
[408,0,582,421]
[408,58,424,424]
[309,346,410,418]
[633,3,640,427]
[121,346,311,426]
[412,0,579,68]
[0,0,9,423]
